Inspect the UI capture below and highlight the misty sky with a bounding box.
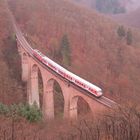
[126,0,140,11]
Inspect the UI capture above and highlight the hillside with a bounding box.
[114,8,140,29]
[8,0,140,103]
[0,0,140,139]
[0,0,25,104]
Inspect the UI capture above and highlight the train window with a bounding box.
[59,70,62,74]
[83,84,86,88]
[75,80,83,87]
[42,59,46,63]
[66,74,70,79]
[59,70,65,76]
[67,75,72,80]
[65,74,67,77]
[79,82,83,86]
[75,80,79,84]
[89,88,94,92]
[89,88,97,94]
[69,77,72,80]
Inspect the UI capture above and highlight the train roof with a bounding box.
[43,55,102,91]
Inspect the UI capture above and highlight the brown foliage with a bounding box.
[0,105,140,140]
[114,8,140,29]
[0,0,25,104]
[7,0,140,103]
[57,105,140,140]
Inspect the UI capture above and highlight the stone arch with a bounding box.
[22,52,29,82]
[70,96,92,119]
[43,78,64,120]
[29,64,44,108]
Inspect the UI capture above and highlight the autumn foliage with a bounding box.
[7,0,140,103]
[114,7,140,29]
[0,0,25,105]
[0,0,140,139]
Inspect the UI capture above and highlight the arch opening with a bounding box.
[38,70,43,109]
[43,78,64,120]
[30,64,43,108]
[70,96,92,119]
[53,80,64,119]
[77,97,91,117]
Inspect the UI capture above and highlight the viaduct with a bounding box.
[11,14,116,120]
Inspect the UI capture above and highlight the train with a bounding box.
[33,49,103,97]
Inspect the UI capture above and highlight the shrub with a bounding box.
[0,102,42,122]
[18,103,42,122]
[0,103,9,115]
[117,25,126,39]
[60,34,71,66]
[126,29,133,45]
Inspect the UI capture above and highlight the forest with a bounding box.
[0,0,140,139]
[8,0,140,103]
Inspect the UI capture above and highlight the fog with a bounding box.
[72,0,140,12]
[126,0,140,11]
